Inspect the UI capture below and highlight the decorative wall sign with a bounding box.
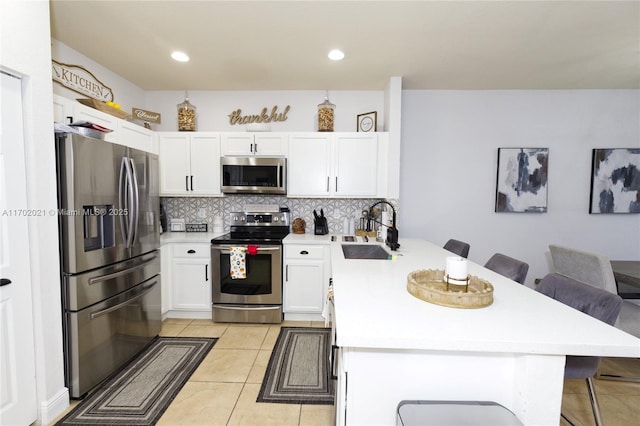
[495,148,549,213]
[132,108,162,124]
[357,111,377,132]
[51,60,114,102]
[228,105,290,125]
[590,148,640,214]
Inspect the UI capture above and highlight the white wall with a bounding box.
[145,90,385,132]
[400,90,640,287]
[51,39,147,114]
[1,0,67,423]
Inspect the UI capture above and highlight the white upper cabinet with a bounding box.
[221,132,288,156]
[288,132,380,198]
[53,94,156,153]
[158,132,221,196]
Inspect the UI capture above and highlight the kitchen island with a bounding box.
[330,238,640,425]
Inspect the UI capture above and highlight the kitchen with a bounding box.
[2,1,639,425]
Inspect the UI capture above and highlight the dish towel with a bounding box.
[321,283,334,327]
[230,247,246,279]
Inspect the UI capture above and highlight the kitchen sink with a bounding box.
[341,244,390,260]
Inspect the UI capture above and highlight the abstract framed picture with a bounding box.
[589,148,640,214]
[495,148,548,213]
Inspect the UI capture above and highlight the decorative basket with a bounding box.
[407,269,494,308]
[77,98,131,119]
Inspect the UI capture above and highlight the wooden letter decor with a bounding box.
[228,105,290,125]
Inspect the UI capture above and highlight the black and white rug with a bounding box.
[257,327,334,405]
[56,336,216,425]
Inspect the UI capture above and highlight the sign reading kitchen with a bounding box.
[51,60,114,102]
[228,105,290,125]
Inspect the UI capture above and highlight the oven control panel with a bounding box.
[230,212,290,227]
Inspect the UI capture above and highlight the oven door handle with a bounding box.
[212,304,281,311]
[213,246,280,254]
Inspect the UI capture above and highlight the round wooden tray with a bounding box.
[407,269,494,309]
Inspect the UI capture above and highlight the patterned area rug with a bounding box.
[56,337,216,425]
[257,327,334,405]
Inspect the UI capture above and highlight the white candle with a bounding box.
[446,256,468,280]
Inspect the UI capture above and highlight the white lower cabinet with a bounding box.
[168,243,212,317]
[283,243,330,321]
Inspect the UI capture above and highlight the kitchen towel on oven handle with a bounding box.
[230,247,246,279]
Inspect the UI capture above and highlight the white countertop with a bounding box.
[160,231,226,244]
[331,238,640,358]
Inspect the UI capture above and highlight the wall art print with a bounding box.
[495,148,548,213]
[590,148,640,214]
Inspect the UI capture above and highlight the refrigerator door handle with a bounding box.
[123,158,135,248]
[89,279,158,320]
[129,157,140,246]
[118,157,129,245]
[87,253,159,285]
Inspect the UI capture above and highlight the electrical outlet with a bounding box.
[197,208,206,218]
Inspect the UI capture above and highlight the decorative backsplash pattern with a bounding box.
[162,195,399,235]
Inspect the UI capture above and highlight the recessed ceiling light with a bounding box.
[328,49,345,61]
[171,51,190,62]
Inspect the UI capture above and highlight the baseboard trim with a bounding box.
[37,387,69,425]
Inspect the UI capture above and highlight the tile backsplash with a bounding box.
[162,195,398,235]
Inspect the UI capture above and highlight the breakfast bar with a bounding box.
[330,239,640,425]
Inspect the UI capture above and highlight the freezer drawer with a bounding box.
[65,275,161,398]
[63,250,160,311]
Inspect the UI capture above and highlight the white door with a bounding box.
[158,133,191,195]
[190,133,221,196]
[334,134,378,196]
[0,71,37,425]
[287,134,331,196]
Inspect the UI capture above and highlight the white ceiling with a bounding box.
[49,1,640,91]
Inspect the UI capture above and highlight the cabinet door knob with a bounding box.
[300,250,309,255]
[187,249,196,254]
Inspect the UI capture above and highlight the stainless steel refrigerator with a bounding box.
[55,131,161,398]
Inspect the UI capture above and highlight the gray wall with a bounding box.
[400,90,640,287]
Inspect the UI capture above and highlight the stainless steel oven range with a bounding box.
[211,210,290,323]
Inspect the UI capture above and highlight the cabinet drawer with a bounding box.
[286,245,325,260]
[172,244,210,258]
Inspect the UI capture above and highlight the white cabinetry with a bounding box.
[170,243,211,315]
[221,133,287,156]
[53,94,157,153]
[288,132,379,197]
[283,243,330,321]
[158,132,221,196]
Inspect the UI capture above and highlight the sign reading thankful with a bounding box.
[51,60,114,102]
[132,108,162,124]
[228,105,290,125]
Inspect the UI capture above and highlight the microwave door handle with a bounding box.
[129,157,140,245]
[118,157,129,244]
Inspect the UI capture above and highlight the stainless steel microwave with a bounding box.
[220,157,287,194]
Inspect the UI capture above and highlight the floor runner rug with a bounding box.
[56,336,216,425]
[257,327,334,405]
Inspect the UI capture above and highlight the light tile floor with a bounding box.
[51,318,639,425]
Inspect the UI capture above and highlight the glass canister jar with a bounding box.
[317,97,335,132]
[177,97,197,131]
